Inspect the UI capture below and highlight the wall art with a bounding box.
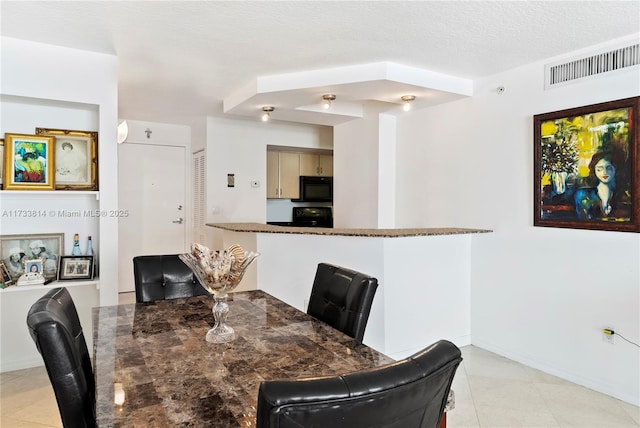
[2,133,55,190]
[534,96,639,232]
[35,128,98,190]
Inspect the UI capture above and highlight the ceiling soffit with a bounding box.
[223,62,473,126]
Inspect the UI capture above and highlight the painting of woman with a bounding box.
[574,149,631,221]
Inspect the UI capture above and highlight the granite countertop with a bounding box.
[207,222,492,238]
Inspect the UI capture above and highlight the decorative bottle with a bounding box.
[86,236,94,256]
[72,234,82,255]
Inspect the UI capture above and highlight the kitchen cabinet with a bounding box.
[299,153,333,177]
[267,151,300,199]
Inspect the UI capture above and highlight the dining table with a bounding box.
[92,289,397,427]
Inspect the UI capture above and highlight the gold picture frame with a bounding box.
[0,261,13,288]
[35,128,98,191]
[2,133,55,190]
[0,138,4,190]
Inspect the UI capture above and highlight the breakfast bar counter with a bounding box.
[208,222,492,360]
[208,222,490,238]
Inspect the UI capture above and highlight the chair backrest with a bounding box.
[307,263,378,343]
[133,254,209,303]
[257,339,462,428]
[26,287,95,428]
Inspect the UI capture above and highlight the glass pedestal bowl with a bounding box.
[179,244,259,343]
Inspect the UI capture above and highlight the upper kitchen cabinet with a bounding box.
[267,151,300,199]
[299,153,333,177]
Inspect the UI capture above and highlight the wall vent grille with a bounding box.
[546,43,639,88]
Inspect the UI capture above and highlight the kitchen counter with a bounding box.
[207,222,491,237]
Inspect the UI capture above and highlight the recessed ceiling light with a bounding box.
[401,95,416,112]
[322,94,336,109]
[261,106,274,122]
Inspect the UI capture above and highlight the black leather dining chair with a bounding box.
[257,339,462,428]
[26,287,95,428]
[133,254,209,303]
[306,263,378,343]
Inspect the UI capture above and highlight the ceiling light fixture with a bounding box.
[322,94,336,110]
[262,106,274,122]
[401,95,416,112]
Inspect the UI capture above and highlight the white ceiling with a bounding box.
[1,1,639,126]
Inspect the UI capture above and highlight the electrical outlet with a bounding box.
[602,327,616,344]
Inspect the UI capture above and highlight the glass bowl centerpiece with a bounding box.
[179,243,259,343]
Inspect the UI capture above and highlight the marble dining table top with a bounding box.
[92,290,395,427]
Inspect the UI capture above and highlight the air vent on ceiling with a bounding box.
[545,43,639,89]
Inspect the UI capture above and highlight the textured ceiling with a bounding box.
[1,1,639,125]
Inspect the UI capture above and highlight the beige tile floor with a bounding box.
[2,292,638,428]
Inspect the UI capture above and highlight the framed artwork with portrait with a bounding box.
[534,96,639,233]
[0,233,64,280]
[35,128,98,190]
[2,133,55,190]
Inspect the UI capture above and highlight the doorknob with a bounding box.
[172,218,184,224]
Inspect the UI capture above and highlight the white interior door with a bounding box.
[118,143,187,293]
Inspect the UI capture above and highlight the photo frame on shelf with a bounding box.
[58,255,94,281]
[534,96,639,233]
[0,261,13,288]
[35,128,98,190]
[24,258,43,274]
[2,133,55,190]
[0,233,64,280]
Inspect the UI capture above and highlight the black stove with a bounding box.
[292,206,333,227]
[268,206,333,228]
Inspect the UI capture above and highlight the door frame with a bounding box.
[117,120,193,293]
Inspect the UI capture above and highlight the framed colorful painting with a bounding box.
[35,128,98,190]
[2,133,55,190]
[534,96,639,232]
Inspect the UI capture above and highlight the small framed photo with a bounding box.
[35,128,98,190]
[24,259,43,274]
[58,256,94,280]
[0,261,13,287]
[2,133,55,190]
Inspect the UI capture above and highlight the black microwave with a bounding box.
[295,176,333,202]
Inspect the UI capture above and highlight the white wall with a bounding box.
[0,37,118,371]
[1,37,119,305]
[396,37,640,405]
[204,116,331,246]
[333,108,381,228]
